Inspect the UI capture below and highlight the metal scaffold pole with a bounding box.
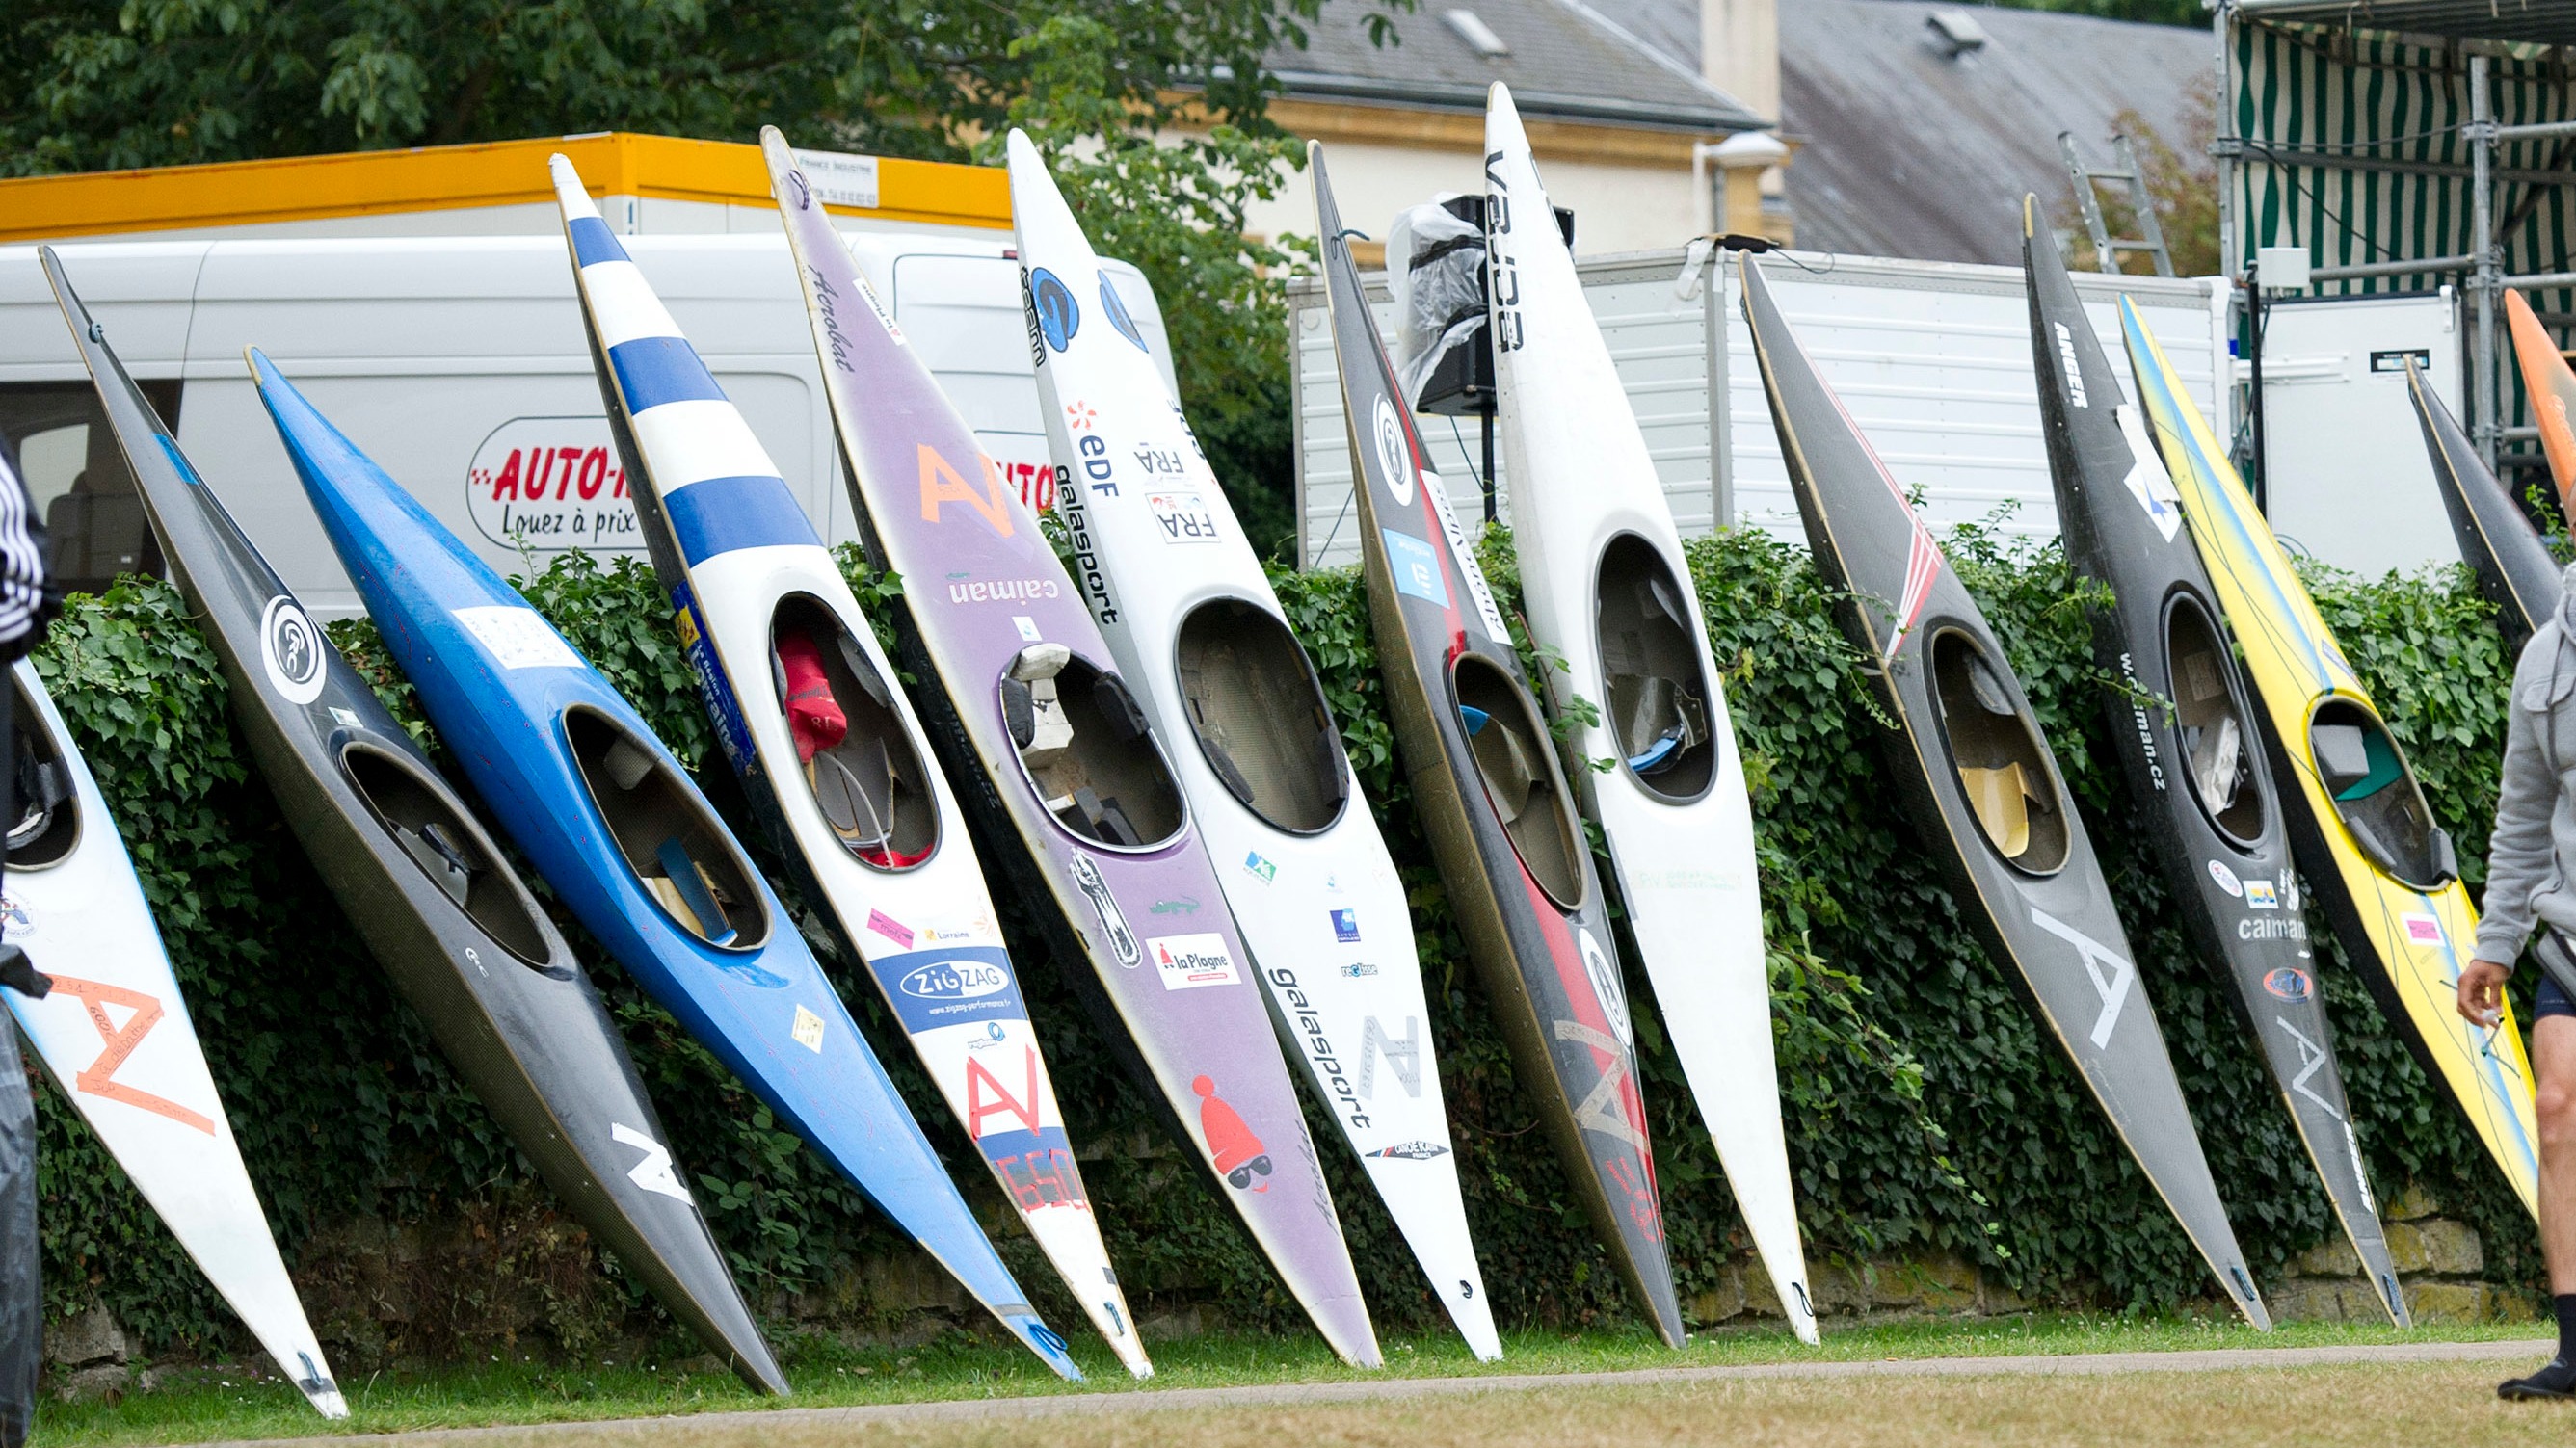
[2472,50,2498,472]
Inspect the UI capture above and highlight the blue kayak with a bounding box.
[248,349,1080,1381]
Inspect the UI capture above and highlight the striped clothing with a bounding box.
[0,439,51,659]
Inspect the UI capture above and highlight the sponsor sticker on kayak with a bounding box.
[2263,967,2313,1002]
[2208,859,2243,897]
[1384,529,1450,608]
[453,606,582,671]
[791,1004,827,1053]
[2245,879,2280,908]
[259,596,329,706]
[2403,913,2444,946]
[870,945,1025,1033]
[1147,491,1221,544]
[1148,933,1241,990]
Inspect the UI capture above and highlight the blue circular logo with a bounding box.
[1100,276,1149,354]
[2262,967,2312,1002]
[1029,268,1079,352]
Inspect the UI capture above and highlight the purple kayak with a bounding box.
[757,127,1379,1367]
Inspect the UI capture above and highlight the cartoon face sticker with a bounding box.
[1193,1075,1271,1192]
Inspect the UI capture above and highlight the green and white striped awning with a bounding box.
[2228,10,2576,442]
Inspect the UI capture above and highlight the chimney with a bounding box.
[1701,0,1778,123]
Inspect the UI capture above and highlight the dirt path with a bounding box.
[187,1336,2559,1447]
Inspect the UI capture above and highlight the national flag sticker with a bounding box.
[2403,913,2444,946]
[1148,934,1242,990]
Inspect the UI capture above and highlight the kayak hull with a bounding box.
[762,130,1378,1369]
[2506,289,2576,517]
[552,164,1129,1377]
[1743,254,2268,1329]
[1003,131,1495,1360]
[2124,300,2543,1221]
[2410,359,2559,649]
[1483,89,1812,1343]
[2,663,350,1413]
[2023,210,2404,1325]
[251,351,1071,1380]
[1315,145,1686,1348]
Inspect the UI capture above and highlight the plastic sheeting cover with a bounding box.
[1388,200,1488,409]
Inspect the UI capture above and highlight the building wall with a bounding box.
[1235,99,1709,256]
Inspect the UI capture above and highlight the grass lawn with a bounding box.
[33,1313,2560,1446]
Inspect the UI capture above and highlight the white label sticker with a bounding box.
[260,595,330,706]
[1147,933,1242,990]
[2207,859,2243,897]
[2114,403,2184,542]
[791,1004,828,1052]
[1372,396,1416,505]
[789,148,880,210]
[453,606,582,671]
[1147,491,1222,544]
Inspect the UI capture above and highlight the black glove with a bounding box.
[0,949,46,1000]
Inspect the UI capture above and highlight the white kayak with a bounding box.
[3,661,347,1414]
[548,160,1146,1377]
[1006,131,1500,1359]
[1482,85,1816,1343]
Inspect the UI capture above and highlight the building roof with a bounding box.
[1590,0,2212,265]
[1267,0,1767,133]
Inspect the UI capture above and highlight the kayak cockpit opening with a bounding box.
[2310,698,2456,888]
[1174,598,1348,834]
[564,706,770,948]
[2164,594,2265,848]
[1451,653,1587,910]
[4,680,77,871]
[999,645,1184,851]
[770,595,939,871]
[338,740,558,970]
[1594,534,1718,803]
[1930,628,2070,875]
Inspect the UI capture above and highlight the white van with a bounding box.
[0,140,1175,614]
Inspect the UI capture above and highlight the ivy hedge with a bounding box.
[20,523,2541,1369]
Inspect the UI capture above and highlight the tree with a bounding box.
[1,0,1371,556]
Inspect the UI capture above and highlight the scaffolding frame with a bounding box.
[2215,2,2576,473]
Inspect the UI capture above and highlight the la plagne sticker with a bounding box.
[454,607,582,671]
[1147,933,1241,990]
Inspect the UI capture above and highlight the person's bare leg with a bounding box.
[2504,1013,2576,1399]
[2538,1015,2576,1294]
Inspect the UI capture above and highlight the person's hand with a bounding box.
[2458,959,2510,1027]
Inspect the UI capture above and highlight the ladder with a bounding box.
[2060,132,2174,277]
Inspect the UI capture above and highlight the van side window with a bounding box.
[0,381,178,597]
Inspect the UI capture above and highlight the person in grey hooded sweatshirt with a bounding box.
[2464,558,2576,1402]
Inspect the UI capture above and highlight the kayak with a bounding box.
[1002,131,1497,1360]
[761,128,1378,1368]
[549,159,1146,1378]
[46,254,787,1398]
[247,350,1081,1381]
[1315,144,1686,1348]
[2022,205,2404,1326]
[2507,289,2576,516]
[1742,253,2270,1328]
[2409,356,2558,647]
[1480,88,1812,1344]
[2126,299,2543,1218]
[0,662,347,1413]
[4,671,337,1397]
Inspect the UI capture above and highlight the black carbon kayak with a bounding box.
[2410,359,2559,647]
[43,251,788,1395]
[2023,206,2405,1326]
[1740,252,2269,1328]
[1315,145,1685,1347]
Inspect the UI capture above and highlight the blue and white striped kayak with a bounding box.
[248,347,1083,1382]
[549,156,1145,1377]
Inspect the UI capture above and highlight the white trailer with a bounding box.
[1291,249,2240,569]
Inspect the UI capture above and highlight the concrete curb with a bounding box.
[188,1336,2559,1446]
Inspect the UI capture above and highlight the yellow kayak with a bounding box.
[2121,299,2539,1219]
